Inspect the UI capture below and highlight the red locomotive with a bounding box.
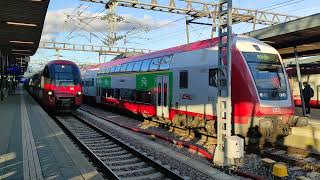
[27,60,82,112]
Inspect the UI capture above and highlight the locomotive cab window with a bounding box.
[43,66,49,78]
[50,64,81,86]
[180,70,188,89]
[242,52,287,100]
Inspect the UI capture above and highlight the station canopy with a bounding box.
[0,0,50,66]
[245,13,320,59]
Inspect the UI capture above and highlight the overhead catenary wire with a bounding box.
[263,0,304,12]
[65,6,105,41]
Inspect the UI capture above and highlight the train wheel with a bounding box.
[179,114,188,127]
[173,115,179,126]
[205,120,216,135]
[186,115,194,128]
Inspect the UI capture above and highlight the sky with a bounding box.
[29,0,320,72]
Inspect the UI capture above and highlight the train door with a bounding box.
[156,76,169,118]
[96,78,101,103]
[317,85,320,105]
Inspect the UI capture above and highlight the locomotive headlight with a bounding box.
[77,91,82,96]
[48,91,53,96]
[279,92,286,98]
[259,92,268,99]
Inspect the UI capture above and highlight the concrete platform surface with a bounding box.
[0,88,103,180]
[284,108,320,151]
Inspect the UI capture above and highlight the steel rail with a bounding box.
[54,116,120,179]
[55,114,184,179]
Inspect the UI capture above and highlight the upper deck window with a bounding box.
[159,55,172,70]
[126,62,135,71]
[114,65,121,72]
[141,59,151,71]
[110,66,116,73]
[120,63,128,72]
[150,58,160,71]
[133,61,143,71]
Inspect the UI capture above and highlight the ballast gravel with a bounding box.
[78,105,320,179]
[75,107,243,179]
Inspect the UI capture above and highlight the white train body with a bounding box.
[82,35,296,140]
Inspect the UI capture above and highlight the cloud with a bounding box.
[40,8,172,42]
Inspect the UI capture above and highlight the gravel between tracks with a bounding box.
[79,104,320,180]
[76,105,240,179]
[80,104,215,165]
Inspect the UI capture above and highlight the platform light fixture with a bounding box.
[9,40,34,45]
[6,21,37,27]
[12,49,32,52]
[12,53,30,56]
[263,40,275,44]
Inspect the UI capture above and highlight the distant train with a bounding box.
[287,64,320,107]
[82,35,306,142]
[26,60,82,112]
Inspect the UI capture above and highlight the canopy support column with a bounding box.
[294,46,306,116]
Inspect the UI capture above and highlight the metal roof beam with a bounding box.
[82,0,299,26]
[38,41,154,54]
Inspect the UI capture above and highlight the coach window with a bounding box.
[208,69,226,87]
[150,58,160,71]
[180,70,188,89]
[106,89,113,98]
[102,88,107,98]
[141,59,151,72]
[104,67,110,73]
[158,83,161,106]
[120,63,128,72]
[43,66,49,78]
[126,62,135,71]
[209,69,217,87]
[159,55,172,70]
[163,83,167,107]
[85,80,89,87]
[115,65,121,72]
[136,91,151,104]
[114,88,120,99]
[133,61,143,72]
[110,66,116,73]
[90,78,94,86]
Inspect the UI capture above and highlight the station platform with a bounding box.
[282,107,320,152]
[0,87,103,180]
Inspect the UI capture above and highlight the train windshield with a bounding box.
[50,64,81,86]
[242,52,287,100]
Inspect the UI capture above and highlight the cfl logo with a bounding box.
[272,107,280,113]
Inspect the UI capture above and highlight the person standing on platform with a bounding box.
[302,81,314,116]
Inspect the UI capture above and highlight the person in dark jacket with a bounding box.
[303,82,314,115]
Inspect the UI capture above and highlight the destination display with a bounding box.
[242,52,280,64]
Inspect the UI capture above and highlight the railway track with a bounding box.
[54,114,184,180]
[78,105,320,176]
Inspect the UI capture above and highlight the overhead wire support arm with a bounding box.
[81,0,299,28]
[38,41,154,55]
